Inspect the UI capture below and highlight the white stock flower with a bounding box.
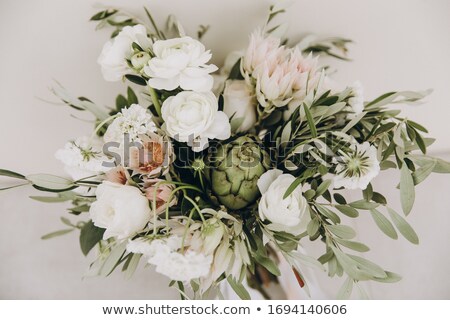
[55,136,108,180]
[97,24,150,81]
[144,36,218,92]
[257,169,310,235]
[150,250,212,282]
[333,142,380,190]
[104,104,157,144]
[222,80,257,132]
[348,81,364,115]
[127,235,212,282]
[89,182,151,240]
[161,91,231,152]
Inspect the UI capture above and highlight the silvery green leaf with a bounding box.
[290,251,325,271]
[349,255,387,278]
[341,112,366,133]
[284,160,298,171]
[370,209,398,239]
[41,228,74,240]
[27,174,75,192]
[0,169,26,180]
[380,160,397,170]
[393,125,405,148]
[334,238,370,252]
[280,122,292,145]
[60,217,75,228]
[30,192,74,203]
[227,276,251,300]
[100,241,127,277]
[349,200,379,210]
[327,225,356,239]
[316,204,341,224]
[124,253,142,280]
[335,205,359,218]
[291,143,313,154]
[412,160,436,185]
[337,277,353,299]
[316,179,332,197]
[330,247,368,280]
[373,271,402,283]
[400,162,415,215]
[307,218,320,236]
[355,282,370,299]
[365,89,432,110]
[323,102,346,118]
[387,207,419,244]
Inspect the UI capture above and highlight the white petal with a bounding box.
[257,169,283,194]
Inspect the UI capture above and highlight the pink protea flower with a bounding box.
[144,178,178,215]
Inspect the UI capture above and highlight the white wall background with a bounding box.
[0,0,449,299]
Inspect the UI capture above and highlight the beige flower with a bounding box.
[129,132,174,177]
[144,178,177,215]
[105,166,128,185]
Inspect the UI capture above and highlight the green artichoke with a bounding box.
[206,136,271,210]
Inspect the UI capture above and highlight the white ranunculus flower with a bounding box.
[55,136,108,180]
[333,142,380,190]
[97,24,150,81]
[348,81,364,115]
[90,182,151,240]
[104,104,157,144]
[222,80,257,132]
[161,91,231,152]
[144,36,218,92]
[257,169,310,235]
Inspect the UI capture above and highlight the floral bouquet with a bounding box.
[1,3,449,300]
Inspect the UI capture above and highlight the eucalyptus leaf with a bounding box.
[227,276,251,300]
[335,205,359,218]
[373,271,402,283]
[41,228,74,240]
[124,253,142,280]
[334,239,370,252]
[337,277,353,299]
[99,241,127,277]
[387,208,419,244]
[327,225,356,239]
[349,200,379,210]
[400,162,415,215]
[27,174,75,192]
[370,209,398,239]
[316,204,341,224]
[0,169,26,180]
[412,160,435,185]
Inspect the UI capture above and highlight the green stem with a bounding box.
[149,86,162,118]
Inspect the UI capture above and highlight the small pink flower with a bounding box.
[105,166,128,185]
[129,132,174,177]
[144,178,177,215]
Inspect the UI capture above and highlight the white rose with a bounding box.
[161,91,231,152]
[97,24,150,81]
[257,169,310,235]
[90,182,151,240]
[144,36,218,92]
[222,80,257,132]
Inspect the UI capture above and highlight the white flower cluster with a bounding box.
[104,104,157,144]
[97,26,230,152]
[127,236,212,282]
[55,136,108,180]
